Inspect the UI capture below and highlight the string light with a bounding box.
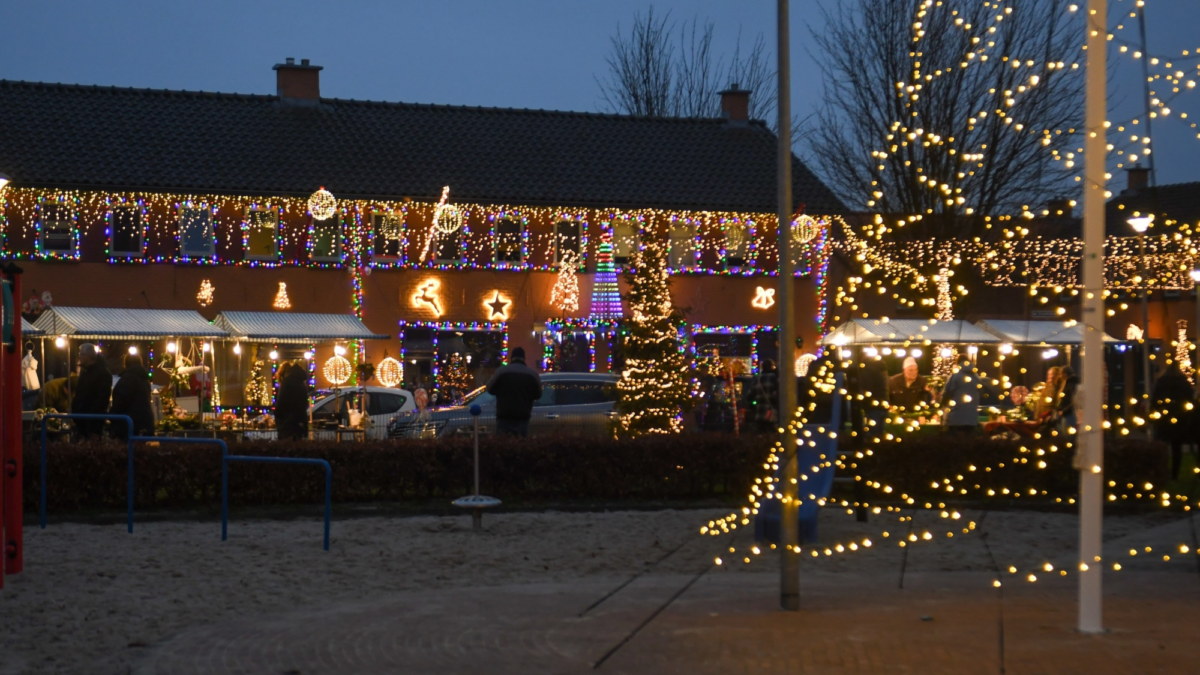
[273,282,291,310]
[323,354,352,386]
[377,355,403,388]
[483,290,512,322]
[307,187,337,221]
[550,250,580,313]
[752,286,776,309]
[411,278,443,316]
[196,279,214,307]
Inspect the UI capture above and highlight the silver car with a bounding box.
[388,372,619,438]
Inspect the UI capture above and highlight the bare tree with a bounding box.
[597,8,792,131]
[808,0,1084,239]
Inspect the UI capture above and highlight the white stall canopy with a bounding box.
[819,318,1001,346]
[32,307,226,340]
[975,320,1119,345]
[212,311,389,344]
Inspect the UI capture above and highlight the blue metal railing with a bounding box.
[38,423,331,550]
[40,414,134,532]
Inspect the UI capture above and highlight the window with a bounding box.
[310,213,342,262]
[434,230,462,263]
[495,218,523,263]
[724,223,749,268]
[555,380,617,405]
[245,208,278,260]
[39,203,75,254]
[109,206,143,257]
[555,220,582,264]
[669,223,698,269]
[531,383,557,407]
[179,206,215,258]
[613,221,638,266]
[372,213,403,260]
[369,392,409,415]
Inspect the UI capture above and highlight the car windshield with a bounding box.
[459,386,495,407]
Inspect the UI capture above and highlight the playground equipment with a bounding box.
[755,372,844,546]
[452,404,500,530]
[1,263,22,588]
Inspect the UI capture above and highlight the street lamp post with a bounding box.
[1191,268,1200,385]
[1128,215,1154,407]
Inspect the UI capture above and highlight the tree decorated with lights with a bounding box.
[550,250,580,314]
[616,241,688,435]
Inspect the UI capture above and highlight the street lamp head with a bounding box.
[1191,269,1200,284]
[0,173,10,191]
[1127,215,1154,233]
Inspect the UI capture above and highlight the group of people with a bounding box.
[1029,365,1081,432]
[37,343,156,440]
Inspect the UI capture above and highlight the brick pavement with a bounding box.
[134,569,1200,674]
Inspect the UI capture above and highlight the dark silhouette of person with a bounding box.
[110,353,154,439]
[275,362,311,441]
[71,343,111,439]
[485,346,543,437]
[1153,361,1194,479]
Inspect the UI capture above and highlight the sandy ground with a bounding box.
[0,506,1194,674]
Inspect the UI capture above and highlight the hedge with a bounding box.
[22,431,1172,513]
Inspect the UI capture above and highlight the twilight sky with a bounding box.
[2,0,1198,189]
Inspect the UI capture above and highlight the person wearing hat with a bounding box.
[485,346,543,437]
[744,358,780,433]
[71,343,112,439]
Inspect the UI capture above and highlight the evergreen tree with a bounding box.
[550,250,580,314]
[616,243,688,435]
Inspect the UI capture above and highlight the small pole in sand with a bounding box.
[452,403,500,530]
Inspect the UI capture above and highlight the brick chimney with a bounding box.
[718,84,750,122]
[1125,164,1150,194]
[273,57,322,104]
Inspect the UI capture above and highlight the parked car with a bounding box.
[310,386,416,440]
[388,372,619,438]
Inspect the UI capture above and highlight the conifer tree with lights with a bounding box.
[550,250,581,314]
[616,242,688,435]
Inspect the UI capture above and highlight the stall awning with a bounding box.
[31,307,226,339]
[975,320,1119,345]
[22,317,44,336]
[213,312,389,344]
[819,319,1001,346]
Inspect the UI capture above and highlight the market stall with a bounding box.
[397,321,507,400]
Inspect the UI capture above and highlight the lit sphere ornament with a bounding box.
[323,354,352,386]
[792,215,823,246]
[725,223,747,251]
[433,202,463,235]
[308,187,337,220]
[377,356,403,388]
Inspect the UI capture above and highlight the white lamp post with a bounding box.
[0,173,10,192]
[1191,268,1200,379]
[1128,215,1154,402]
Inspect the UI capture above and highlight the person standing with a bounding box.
[1153,361,1194,479]
[744,359,780,433]
[110,353,154,439]
[888,356,930,411]
[275,361,311,441]
[71,343,112,439]
[940,357,983,434]
[1055,365,1080,433]
[485,346,543,437]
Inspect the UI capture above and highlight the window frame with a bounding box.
[178,204,216,259]
[370,211,404,263]
[723,221,751,269]
[244,207,280,262]
[108,205,145,259]
[37,200,78,259]
[494,216,525,265]
[668,221,699,270]
[434,227,464,264]
[554,219,583,266]
[612,219,640,267]
[309,212,344,264]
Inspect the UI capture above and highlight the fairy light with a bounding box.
[323,354,352,386]
[377,355,403,388]
[196,279,215,307]
[751,286,776,309]
[549,250,580,313]
[273,282,291,310]
[307,187,337,221]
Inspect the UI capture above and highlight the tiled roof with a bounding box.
[213,311,389,344]
[0,80,845,214]
[32,307,225,339]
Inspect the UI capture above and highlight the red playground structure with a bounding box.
[2,262,24,588]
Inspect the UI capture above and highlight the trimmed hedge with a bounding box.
[23,431,1172,513]
[24,434,771,511]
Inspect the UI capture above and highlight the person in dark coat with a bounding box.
[1055,365,1080,433]
[1153,361,1195,479]
[853,355,890,441]
[275,361,311,441]
[744,359,780,433]
[71,343,112,439]
[485,346,543,437]
[110,354,154,439]
[888,356,931,411]
[940,357,984,434]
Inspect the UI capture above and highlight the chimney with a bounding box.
[273,57,322,104]
[718,84,750,123]
[1047,197,1073,218]
[1125,164,1150,193]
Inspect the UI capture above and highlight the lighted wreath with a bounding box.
[377,356,403,388]
[308,187,337,221]
[323,354,352,386]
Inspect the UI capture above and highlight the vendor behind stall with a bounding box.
[941,357,985,433]
[888,357,930,410]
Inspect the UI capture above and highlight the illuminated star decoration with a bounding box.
[412,279,443,316]
[485,290,511,322]
[751,286,776,309]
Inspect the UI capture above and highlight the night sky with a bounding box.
[2,0,1198,188]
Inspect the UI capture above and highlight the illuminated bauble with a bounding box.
[377,356,403,388]
[792,215,823,246]
[433,203,463,234]
[308,187,337,220]
[724,223,747,251]
[323,354,352,386]
[795,354,817,377]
